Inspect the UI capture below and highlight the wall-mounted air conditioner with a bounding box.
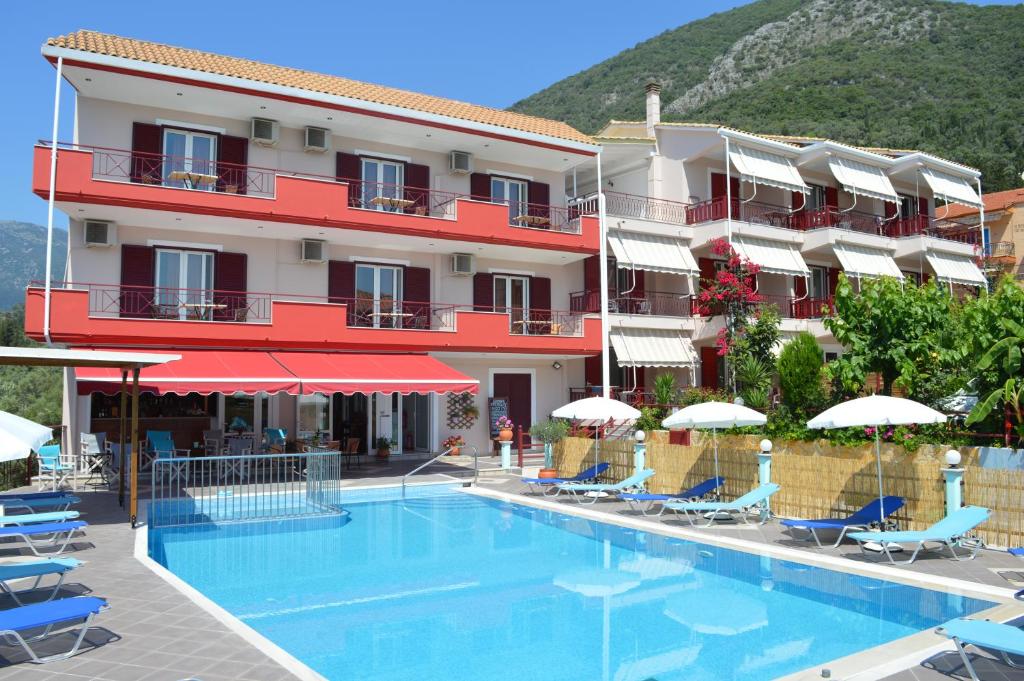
[251,118,279,146]
[300,239,326,263]
[450,253,474,276]
[84,220,116,248]
[304,126,330,153]
[449,151,472,175]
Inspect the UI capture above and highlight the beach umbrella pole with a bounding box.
[713,427,720,499]
[875,430,885,526]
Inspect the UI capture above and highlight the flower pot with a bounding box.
[538,468,559,479]
[498,429,513,442]
[449,447,461,456]
[376,448,390,459]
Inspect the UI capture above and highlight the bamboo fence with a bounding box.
[554,435,1024,547]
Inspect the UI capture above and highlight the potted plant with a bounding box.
[375,437,395,460]
[442,435,465,456]
[462,404,479,422]
[529,418,569,475]
[496,416,514,442]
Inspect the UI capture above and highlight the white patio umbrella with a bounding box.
[661,402,767,492]
[552,397,641,471]
[0,410,54,463]
[807,395,945,526]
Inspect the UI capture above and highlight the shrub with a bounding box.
[653,372,677,406]
[777,331,825,415]
[634,406,663,434]
[530,418,569,444]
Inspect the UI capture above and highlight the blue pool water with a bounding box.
[149,488,994,681]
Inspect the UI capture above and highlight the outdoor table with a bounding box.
[370,196,415,210]
[514,214,551,227]
[179,302,227,320]
[167,170,219,189]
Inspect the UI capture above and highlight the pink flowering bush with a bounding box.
[696,238,763,357]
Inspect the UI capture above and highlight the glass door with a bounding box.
[355,264,404,328]
[494,275,529,333]
[808,266,827,299]
[155,249,214,319]
[361,158,404,211]
[402,393,431,453]
[163,129,217,190]
[491,177,528,225]
[370,393,401,455]
[297,394,331,441]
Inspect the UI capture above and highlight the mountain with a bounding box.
[511,0,1024,191]
[0,221,68,310]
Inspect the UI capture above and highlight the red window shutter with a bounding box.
[794,275,807,298]
[217,135,249,195]
[731,176,741,199]
[698,257,717,291]
[633,270,646,297]
[402,266,431,329]
[328,260,355,323]
[585,354,602,386]
[527,181,550,225]
[583,256,600,292]
[827,267,840,296]
[710,173,726,199]
[336,152,361,207]
[700,346,720,389]
[213,252,247,321]
[472,273,493,311]
[884,201,898,219]
[918,196,929,218]
[791,191,805,211]
[130,122,162,184]
[470,173,491,201]
[529,276,552,327]
[825,186,839,209]
[404,163,430,215]
[119,244,155,318]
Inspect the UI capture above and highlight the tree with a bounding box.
[0,307,62,426]
[776,331,825,415]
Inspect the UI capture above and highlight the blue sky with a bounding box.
[1,0,1015,227]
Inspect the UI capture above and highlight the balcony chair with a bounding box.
[77,433,107,487]
[36,445,73,492]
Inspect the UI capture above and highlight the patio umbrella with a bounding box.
[661,402,767,493]
[807,395,946,526]
[552,397,641,471]
[0,410,54,463]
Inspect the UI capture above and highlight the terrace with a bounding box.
[568,289,832,321]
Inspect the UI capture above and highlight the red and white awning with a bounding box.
[270,352,478,396]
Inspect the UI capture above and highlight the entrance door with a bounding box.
[700,346,721,389]
[402,393,431,453]
[492,373,532,446]
[355,264,404,328]
[371,393,401,455]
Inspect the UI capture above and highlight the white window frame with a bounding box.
[491,176,529,225]
[355,263,404,328]
[808,266,827,299]
[493,274,530,313]
[154,248,215,320]
[162,128,218,191]
[361,157,405,211]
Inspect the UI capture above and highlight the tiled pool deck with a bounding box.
[0,461,1021,680]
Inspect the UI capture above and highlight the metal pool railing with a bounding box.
[149,450,344,528]
[401,445,479,498]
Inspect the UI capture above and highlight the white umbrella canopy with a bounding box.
[0,411,54,463]
[807,395,946,526]
[552,397,641,423]
[661,402,767,493]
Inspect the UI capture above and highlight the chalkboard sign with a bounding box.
[488,397,510,438]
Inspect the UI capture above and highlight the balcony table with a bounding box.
[166,170,219,189]
[762,210,792,229]
[514,214,551,227]
[369,196,415,210]
[179,302,227,320]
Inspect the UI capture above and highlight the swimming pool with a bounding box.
[149,487,994,680]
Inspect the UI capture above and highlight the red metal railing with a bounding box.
[345,179,464,219]
[754,294,833,319]
[503,308,585,336]
[611,291,695,317]
[685,197,797,229]
[569,288,604,314]
[604,191,691,225]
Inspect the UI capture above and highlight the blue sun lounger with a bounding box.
[847,505,990,565]
[937,594,1024,681]
[663,483,781,527]
[0,495,80,514]
[521,463,610,496]
[618,477,725,516]
[557,469,656,504]
[0,596,108,664]
[0,512,80,527]
[0,492,69,502]
[0,558,83,606]
[0,521,87,557]
[781,496,905,548]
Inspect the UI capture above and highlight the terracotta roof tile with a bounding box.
[47,30,593,146]
[944,187,1024,218]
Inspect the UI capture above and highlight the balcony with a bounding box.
[603,191,691,226]
[32,144,600,253]
[24,284,601,355]
[569,289,828,320]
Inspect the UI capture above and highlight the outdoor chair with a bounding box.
[521,462,610,496]
[0,494,79,514]
[341,438,363,470]
[663,483,781,527]
[36,445,73,492]
[103,443,130,491]
[0,557,82,606]
[0,511,81,527]
[0,596,108,664]
[0,520,87,556]
[149,435,188,487]
[77,433,107,486]
[936,591,1024,681]
[557,469,656,504]
[781,496,905,548]
[847,505,990,565]
[618,476,726,516]
[221,437,253,482]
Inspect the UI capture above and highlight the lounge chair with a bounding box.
[780,496,905,548]
[0,512,80,527]
[0,521,87,557]
[0,494,79,514]
[557,469,656,504]
[0,596,108,663]
[847,505,990,565]
[521,462,611,496]
[618,477,725,516]
[0,557,82,605]
[937,593,1024,681]
[0,492,69,501]
[663,483,781,527]
[36,445,73,491]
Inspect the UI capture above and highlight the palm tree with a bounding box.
[966,318,1024,442]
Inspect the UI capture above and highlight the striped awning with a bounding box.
[925,251,987,287]
[731,236,809,276]
[608,230,700,275]
[920,168,982,209]
[728,144,809,194]
[833,243,903,280]
[828,157,899,203]
[610,328,697,368]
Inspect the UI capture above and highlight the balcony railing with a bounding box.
[345,179,462,219]
[983,241,1015,259]
[755,295,834,320]
[685,197,796,229]
[611,291,695,317]
[604,191,691,225]
[504,308,584,336]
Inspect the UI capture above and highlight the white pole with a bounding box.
[875,431,885,526]
[724,135,732,245]
[976,177,986,289]
[43,56,64,346]
[597,151,610,398]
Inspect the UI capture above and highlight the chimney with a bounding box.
[645,81,661,137]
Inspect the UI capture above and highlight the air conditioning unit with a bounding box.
[449,151,472,175]
[300,239,326,263]
[304,126,330,153]
[251,118,279,146]
[450,253,474,276]
[84,220,116,248]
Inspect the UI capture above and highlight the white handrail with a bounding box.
[402,445,480,498]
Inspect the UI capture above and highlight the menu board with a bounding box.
[488,397,510,438]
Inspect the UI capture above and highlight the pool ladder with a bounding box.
[401,445,480,499]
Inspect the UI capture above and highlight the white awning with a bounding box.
[920,168,982,209]
[610,328,697,368]
[728,145,809,194]
[925,251,987,287]
[732,236,809,276]
[608,230,699,276]
[828,158,899,203]
[833,243,903,280]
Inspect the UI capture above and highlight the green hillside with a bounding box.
[0,221,67,311]
[512,0,1024,190]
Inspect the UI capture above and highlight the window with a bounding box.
[298,394,330,440]
[806,184,827,211]
[808,266,827,299]
[155,248,214,319]
[898,194,918,218]
[163,129,217,190]
[361,158,404,211]
[824,351,839,363]
[491,177,528,225]
[494,274,530,332]
[355,264,404,328]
